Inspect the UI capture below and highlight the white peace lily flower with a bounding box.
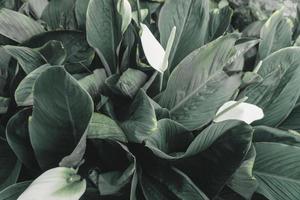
[17,167,86,200]
[214,100,264,124]
[117,0,132,34]
[140,23,176,73]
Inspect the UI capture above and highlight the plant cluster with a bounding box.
[0,0,300,199]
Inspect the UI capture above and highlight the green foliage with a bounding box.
[1,0,300,199]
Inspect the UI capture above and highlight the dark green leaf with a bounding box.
[78,68,107,100]
[86,0,121,74]
[0,140,21,191]
[121,90,157,143]
[6,108,39,169]
[87,113,127,143]
[227,145,258,199]
[173,121,253,198]
[3,45,46,74]
[15,64,54,106]
[207,6,233,41]
[116,68,147,98]
[0,97,9,114]
[41,0,77,30]
[29,67,93,169]
[0,181,31,200]
[158,0,209,70]
[140,166,209,200]
[22,30,95,73]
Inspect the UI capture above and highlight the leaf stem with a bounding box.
[136,0,142,28]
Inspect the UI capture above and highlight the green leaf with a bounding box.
[4,40,65,74]
[227,145,258,199]
[240,47,300,126]
[0,97,9,114]
[15,64,54,106]
[25,0,48,19]
[0,181,31,200]
[89,141,135,196]
[206,6,233,41]
[78,68,107,100]
[225,38,260,72]
[87,113,127,143]
[140,166,209,200]
[173,121,253,198]
[158,0,209,70]
[145,119,194,159]
[158,34,241,130]
[253,142,300,200]
[3,45,46,74]
[0,140,21,191]
[280,98,300,131]
[75,0,90,30]
[0,8,45,43]
[86,0,121,74]
[41,0,77,30]
[258,8,293,60]
[6,108,39,170]
[121,90,157,143]
[36,40,66,65]
[253,126,300,147]
[22,30,95,74]
[29,67,94,170]
[116,68,147,98]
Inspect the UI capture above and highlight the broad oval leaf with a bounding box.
[158,34,240,130]
[86,0,121,74]
[29,67,94,170]
[240,47,300,126]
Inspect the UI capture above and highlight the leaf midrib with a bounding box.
[170,71,225,113]
[254,171,300,185]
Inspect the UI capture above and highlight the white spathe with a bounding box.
[140,23,167,73]
[17,167,86,200]
[117,0,132,33]
[214,101,264,124]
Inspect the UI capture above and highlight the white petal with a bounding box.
[214,101,264,124]
[140,23,166,73]
[18,167,86,200]
[117,0,132,33]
